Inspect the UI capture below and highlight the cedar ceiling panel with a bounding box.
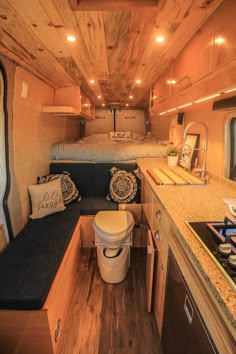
[103,10,131,102]
[7,0,70,57]
[75,11,109,80]
[1,0,76,87]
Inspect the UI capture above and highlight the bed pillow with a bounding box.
[131,132,145,141]
[81,133,109,143]
[107,167,140,203]
[37,171,81,205]
[109,131,132,142]
[28,178,66,219]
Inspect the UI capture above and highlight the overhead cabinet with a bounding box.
[151,0,236,115]
[43,87,95,120]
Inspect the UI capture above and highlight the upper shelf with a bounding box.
[42,86,95,120]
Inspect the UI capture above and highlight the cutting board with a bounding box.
[147,166,206,185]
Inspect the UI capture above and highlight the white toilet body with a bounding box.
[93,210,134,283]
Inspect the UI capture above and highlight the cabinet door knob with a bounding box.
[55,319,62,342]
[161,264,164,270]
[154,230,160,240]
[155,210,162,220]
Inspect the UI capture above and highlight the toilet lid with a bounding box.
[94,211,134,237]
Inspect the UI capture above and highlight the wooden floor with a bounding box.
[57,248,163,354]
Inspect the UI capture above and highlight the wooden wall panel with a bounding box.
[86,108,147,135]
[11,67,80,235]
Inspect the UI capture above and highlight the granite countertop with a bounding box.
[137,158,236,334]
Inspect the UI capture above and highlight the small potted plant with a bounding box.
[167,146,179,167]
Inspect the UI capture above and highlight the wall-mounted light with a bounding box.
[166,107,177,113]
[224,87,236,93]
[178,102,192,109]
[89,79,95,84]
[194,93,221,103]
[136,79,141,84]
[97,95,102,99]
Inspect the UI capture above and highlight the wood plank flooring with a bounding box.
[57,248,163,354]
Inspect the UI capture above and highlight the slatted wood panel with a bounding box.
[0,0,224,107]
[57,248,163,354]
[147,166,205,185]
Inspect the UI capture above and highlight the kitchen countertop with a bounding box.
[137,158,236,335]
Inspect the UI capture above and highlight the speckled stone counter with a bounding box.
[137,158,236,337]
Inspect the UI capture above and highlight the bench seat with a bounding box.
[50,162,139,214]
[0,204,81,310]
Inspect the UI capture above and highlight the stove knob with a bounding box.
[218,243,232,257]
[228,255,236,269]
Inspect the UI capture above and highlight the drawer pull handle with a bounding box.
[184,295,194,324]
[155,210,162,220]
[154,230,160,240]
[55,319,62,342]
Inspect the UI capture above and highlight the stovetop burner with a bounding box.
[186,217,236,291]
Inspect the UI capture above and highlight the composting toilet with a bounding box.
[93,210,134,284]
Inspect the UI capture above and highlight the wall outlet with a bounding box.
[21,82,28,98]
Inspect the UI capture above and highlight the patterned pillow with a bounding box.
[107,167,140,204]
[28,178,66,219]
[37,171,81,205]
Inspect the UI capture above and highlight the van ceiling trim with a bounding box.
[69,0,160,11]
[212,96,236,111]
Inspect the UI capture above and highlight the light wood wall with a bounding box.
[1,63,80,236]
[150,115,172,140]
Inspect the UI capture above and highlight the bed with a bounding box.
[51,132,169,162]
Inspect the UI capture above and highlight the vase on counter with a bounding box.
[167,155,179,167]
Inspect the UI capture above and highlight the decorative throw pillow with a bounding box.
[107,167,140,204]
[37,171,81,205]
[109,131,132,142]
[28,178,66,219]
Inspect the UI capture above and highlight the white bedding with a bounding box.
[51,133,169,162]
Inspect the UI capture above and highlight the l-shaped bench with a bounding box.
[0,162,141,354]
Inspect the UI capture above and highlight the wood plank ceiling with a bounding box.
[0,0,224,108]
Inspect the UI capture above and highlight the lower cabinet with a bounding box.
[162,248,218,354]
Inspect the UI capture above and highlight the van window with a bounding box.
[230,117,236,181]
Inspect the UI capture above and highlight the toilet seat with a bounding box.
[93,210,134,248]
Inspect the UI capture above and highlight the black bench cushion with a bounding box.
[0,205,80,310]
[69,197,118,215]
[50,162,137,197]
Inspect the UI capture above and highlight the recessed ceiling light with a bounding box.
[125,103,129,107]
[89,79,95,84]
[136,79,141,84]
[214,37,225,44]
[101,103,105,106]
[155,36,165,43]
[97,95,102,99]
[129,95,134,99]
[67,35,76,42]
[166,79,176,85]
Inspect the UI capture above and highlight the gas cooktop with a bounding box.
[186,217,236,291]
